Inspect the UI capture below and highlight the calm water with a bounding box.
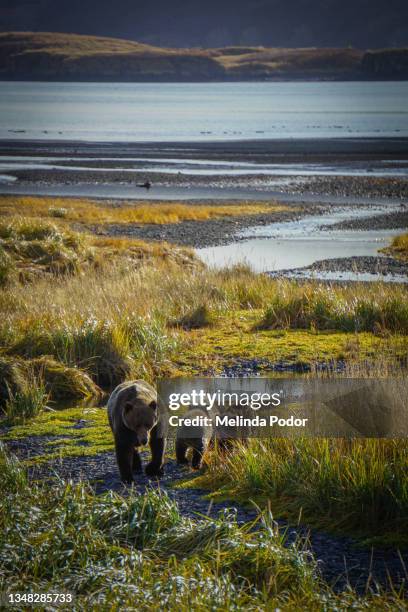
[198,232,400,272]
[197,205,402,274]
[1,81,408,142]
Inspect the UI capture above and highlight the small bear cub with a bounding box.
[176,406,215,469]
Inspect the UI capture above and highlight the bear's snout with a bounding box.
[135,427,150,446]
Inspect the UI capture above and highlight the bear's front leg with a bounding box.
[145,424,165,477]
[176,439,189,465]
[115,440,134,484]
[133,449,143,473]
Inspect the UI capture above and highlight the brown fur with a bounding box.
[176,406,215,469]
[108,380,166,483]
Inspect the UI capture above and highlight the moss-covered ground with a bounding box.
[175,309,408,374]
[1,404,112,464]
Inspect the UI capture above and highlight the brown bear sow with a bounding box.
[108,380,166,483]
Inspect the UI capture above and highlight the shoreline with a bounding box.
[94,204,313,248]
[1,136,408,160]
[268,255,408,282]
[1,138,407,280]
[5,173,408,204]
[1,192,406,279]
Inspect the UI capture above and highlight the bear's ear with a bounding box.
[124,402,133,413]
[149,400,157,411]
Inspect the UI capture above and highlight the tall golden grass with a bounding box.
[0,196,286,225]
[382,232,408,261]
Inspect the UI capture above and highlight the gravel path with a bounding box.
[4,434,407,594]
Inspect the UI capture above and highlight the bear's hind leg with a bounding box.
[176,440,189,465]
[191,440,205,470]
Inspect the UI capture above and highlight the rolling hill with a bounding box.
[0,32,407,81]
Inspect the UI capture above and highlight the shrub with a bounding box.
[0,245,15,286]
[11,319,132,389]
[172,304,215,330]
[257,284,408,333]
[5,368,48,424]
[200,438,408,539]
[30,356,102,400]
[0,355,26,406]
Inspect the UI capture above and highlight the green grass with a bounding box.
[0,215,199,284]
[0,355,26,404]
[5,368,48,424]
[0,200,407,561]
[0,445,406,610]
[10,318,134,389]
[0,245,14,286]
[0,219,407,389]
[172,303,216,330]
[193,438,408,545]
[7,314,179,389]
[1,405,113,461]
[256,283,408,333]
[29,356,102,400]
[176,309,408,374]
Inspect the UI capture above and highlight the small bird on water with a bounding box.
[137,180,151,189]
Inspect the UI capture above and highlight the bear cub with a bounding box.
[108,380,166,483]
[176,406,215,469]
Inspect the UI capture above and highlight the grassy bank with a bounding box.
[0,216,197,284]
[0,196,286,226]
[382,233,408,262]
[192,438,408,546]
[0,446,406,610]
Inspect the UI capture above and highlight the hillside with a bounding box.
[0,32,407,81]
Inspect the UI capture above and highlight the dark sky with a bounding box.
[1,0,407,48]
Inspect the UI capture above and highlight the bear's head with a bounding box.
[121,385,158,446]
